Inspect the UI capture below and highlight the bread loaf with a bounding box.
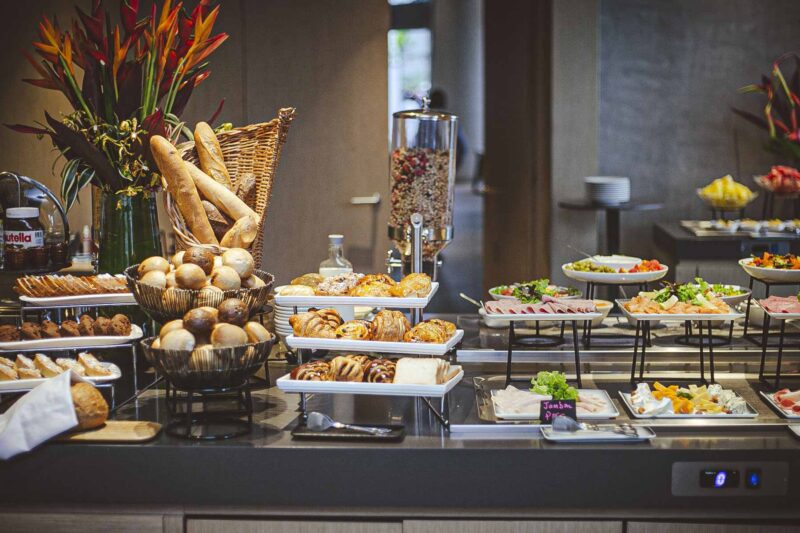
[150,136,219,245]
[235,173,257,205]
[185,161,259,223]
[202,200,233,241]
[220,215,258,248]
[70,382,109,430]
[194,122,233,189]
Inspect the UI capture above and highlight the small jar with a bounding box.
[4,207,46,270]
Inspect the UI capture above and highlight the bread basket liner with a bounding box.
[165,107,295,268]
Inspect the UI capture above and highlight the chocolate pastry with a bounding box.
[92,316,112,336]
[59,320,81,337]
[363,359,396,383]
[0,324,19,342]
[289,361,331,381]
[78,314,95,336]
[19,322,42,340]
[334,320,372,340]
[108,314,132,336]
[39,319,61,338]
[329,355,365,382]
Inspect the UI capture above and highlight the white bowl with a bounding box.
[625,315,661,329]
[590,300,613,327]
[590,255,641,271]
[740,302,766,327]
[739,258,800,283]
[562,263,669,284]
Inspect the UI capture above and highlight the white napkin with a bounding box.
[0,371,85,460]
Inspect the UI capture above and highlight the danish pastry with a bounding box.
[34,353,63,377]
[348,281,392,297]
[343,354,372,367]
[329,355,365,382]
[357,274,396,287]
[314,308,344,329]
[290,361,331,381]
[404,321,448,343]
[291,273,325,288]
[289,311,337,339]
[315,273,364,295]
[426,318,456,337]
[369,310,411,342]
[390,273,432,298]
[334,320,372,340]
[363,359,396,383]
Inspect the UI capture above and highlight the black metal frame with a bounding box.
[630,319,718,384]
[505,319,584,387]
[757,312,800,388]
[164,381,254,441]
[742,276,800,346]
[583,281,652,349]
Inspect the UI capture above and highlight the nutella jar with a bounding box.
[5,207,47,270]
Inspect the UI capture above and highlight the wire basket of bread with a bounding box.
[141,297,275,389]
[125,247,274,323]
[151,107,295,269]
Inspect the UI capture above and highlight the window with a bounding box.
[388,0,432,123]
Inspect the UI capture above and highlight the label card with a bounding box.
[539,399,577,423]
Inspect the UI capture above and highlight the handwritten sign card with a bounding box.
[539,399,577,424]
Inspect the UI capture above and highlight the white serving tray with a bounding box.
[276,366,463,398]
[619,391,758,419]
[616,299,743,322]
[754,300,800,320]
[759,391,800,419]
[789,425,800,439]
[561,264,669,284]
[540,425,655,443]
[490,388,619,420]
[275,282,439,309]
[480,308,601,322]
[0,362,122,392]
[285,329,463,356]
[739,258,800,283]
[20,293,137,307]
[0,325,143,351]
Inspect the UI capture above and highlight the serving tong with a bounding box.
[552,415,639,438]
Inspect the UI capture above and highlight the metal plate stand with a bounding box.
[630,320,717,384]
[505,320,584,387]
[743,276,800,345]
[583,281,652,349]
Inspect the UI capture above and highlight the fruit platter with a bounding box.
[754,165,800,197]
[697,174,757,209]
[562,257,668,284]
[620,382,757,418]
[739,253,800,282]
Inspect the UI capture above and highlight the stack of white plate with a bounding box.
[585,176,630,205]
[274,304,307,340]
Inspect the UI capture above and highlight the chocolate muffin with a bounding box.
[108,314,132,336]
[39,319,61,338]
[92,316,111,336]
[19,322,41,340]
[59,320,81,337]
[0,325,19,342]
[78,314,95,336]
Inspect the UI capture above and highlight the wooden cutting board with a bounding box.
[56,421,162,443]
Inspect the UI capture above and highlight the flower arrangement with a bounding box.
[7,0,227,211]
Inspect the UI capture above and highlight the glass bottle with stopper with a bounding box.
[319,234,353,278]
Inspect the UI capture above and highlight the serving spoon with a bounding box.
[306,411,392,435]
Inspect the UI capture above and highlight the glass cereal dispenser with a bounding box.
[388,99,458,279]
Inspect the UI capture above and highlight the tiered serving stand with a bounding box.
[739,259,800,346]
[754,301,800,388]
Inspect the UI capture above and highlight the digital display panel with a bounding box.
[699,469,740,489]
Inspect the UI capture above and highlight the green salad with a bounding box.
[643,278,744,307]
[492,278,580,304]
[530,371,578,400]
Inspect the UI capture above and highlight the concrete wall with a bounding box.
[0,0,389,282]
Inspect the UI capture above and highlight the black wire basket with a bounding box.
[141,335,275,389]
[125,265,274,323]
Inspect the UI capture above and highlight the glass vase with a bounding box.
[98,191,162,274]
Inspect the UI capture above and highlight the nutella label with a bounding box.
[4,230,44,248]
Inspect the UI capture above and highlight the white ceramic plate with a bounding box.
[619,392,758,419]
[739,258,800,282]
[491,388,619,420]
[759,391,800,419]
[0,325,143,350]
[561,264,669,284]
[285,330,463,356]
[488,285,579,301]
[0,362,122,392]
[540,426,655,443]
[19,293,137,307]
[616,299,743,322]
[275,283,438,309]
[790,425,800,439]
[276,366,463,398]
[479,308,601,322]
[754,299,800,320]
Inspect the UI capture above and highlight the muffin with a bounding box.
[59,320,81,337]
[92,317,111,336]
[0,325,19,342]
[108,314,132,336]
[78,314,95,336]
[19,322,41,340]
[39,320,61,338]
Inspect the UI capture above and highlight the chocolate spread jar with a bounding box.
[4,207,47,270]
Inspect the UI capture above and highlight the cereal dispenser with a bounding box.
[387,99,458,280]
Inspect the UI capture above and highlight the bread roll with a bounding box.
[221,215,258,249]
[70,382,109,430]
[150,136,219,245]
[194,122,232,189]
[185,162,258,223]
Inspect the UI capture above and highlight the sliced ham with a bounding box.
[759,295,800,314]
[485,297,596,315]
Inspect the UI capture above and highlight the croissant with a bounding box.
[335,320,373,340]
[363,359,396,383]
[404,321,448,343]
[290,361,331,381]
[313,308,344,329]
[343,354,372,367]
[329,355,364,382]
[390,273,432,298]
[426,318,456,337]
[289,312,337,339]
[357,274,396,287]
[348,281,392,297]
[370,310,411,342]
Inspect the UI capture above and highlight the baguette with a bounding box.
[235,173,257,205]
[150,136,219,245]
[194,122,233,189]
[202,200,233,241]
[221,215,258,248]
[185,161,259,223]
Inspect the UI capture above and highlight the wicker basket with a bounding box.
[166,107,295,268]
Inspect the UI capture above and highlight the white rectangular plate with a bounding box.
[0,325,143,351]
[285,329,463,356]
[616,299,743,322]
[0,362,122,392]
[540,425,655,443]
[789,425,800,439]
[755,301,800,320]
[275,282,439,309]
[480,309,601,322]
[276,366,463,398]
[619,391,758,419]
[491,388,619,420]
[759,391,800,419]
[20,293,137,306]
